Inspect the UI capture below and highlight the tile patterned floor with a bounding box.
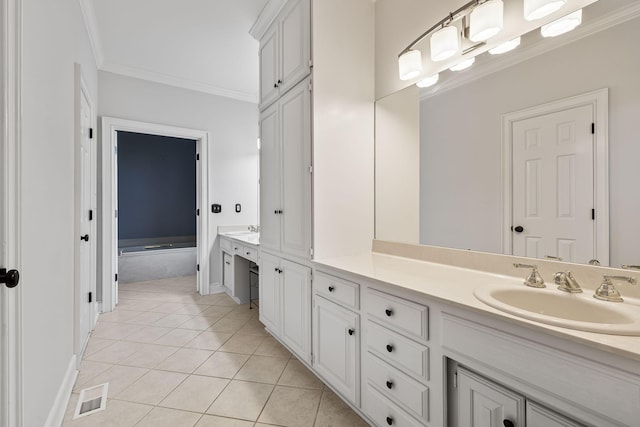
[62,275,369,427]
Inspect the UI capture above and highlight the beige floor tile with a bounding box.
[315,389,369,427]
[122,325,172,343]
[160,375,229,412]
[224,307,255,321]
[98,309,145,323]
[83,338,116,357]
[154,328,202,346]
[207,317,249,334]
[206,380,273,421]
[125,311,168,325]
[178,316,220,331]
[84,341,144,364]
[116,299,163,311]
[199,305,234,318]
[184,331,233,351]
[91,322,137,340]
[278,359,323,390]
[135,406,202,427]
[234,355,288,384]
[152,302,208,314]
[118,343,179,369]
[235,320,269,337]
[152,313,194,328]
[254,336,291,358]
[156,347,213,373]
[195,415,254,427]
[194,351,250,379]
[62,398,152,427]
[88,365,149,396]
[73,360,114,392]
[115,370,187,405]
[218,333,265,354]
[258,385,322,427]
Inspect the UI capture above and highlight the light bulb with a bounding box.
[430,26,459,62]
[416,74,439,88]
[489,37,521,55]
[398,49,423,80]
[449,57,475,71]
[541,9,582,38]
[469,0,504,42]
[524,0,566,21]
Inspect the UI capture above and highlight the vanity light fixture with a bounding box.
[524,0,566,21]
[541,9,582,37]
[430,26,459,62]
[469,0,504,42]
[489,36,521,54]
[398,49,423,80]
[450,57,476,71]
[416,73,439,88]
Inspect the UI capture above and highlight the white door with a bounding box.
[258,252,281,334]
[279,0,310,95]
[259,103,281,253]
[259,21,279,108]
[526,402,583,427]
[280,259,311,363]
[512,104,594,263]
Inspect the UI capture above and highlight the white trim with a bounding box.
[100,117,210,312]
[208,283,226,294]
[249,0,287,41]
[77,0,104,67]
[501,88,609,265]
[100,62,259,104]
[43,355,78,427]
[420,2,640,100]
[1,0,22,425]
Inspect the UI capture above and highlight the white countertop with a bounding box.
[219,231,259,247]
[314,251,640,363]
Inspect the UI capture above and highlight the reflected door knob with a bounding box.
[1,268,20,288]
[512,226,524,233]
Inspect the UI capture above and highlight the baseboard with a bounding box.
[208,283,226,294]
[44,354,78,427]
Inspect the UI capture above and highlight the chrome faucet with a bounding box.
[593,275,637,302]
[248,225,260,233]
[553,271,582,293]
[621,264,640,271]
[513,263,545,288]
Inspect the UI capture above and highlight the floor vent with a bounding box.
[73,383,108,419]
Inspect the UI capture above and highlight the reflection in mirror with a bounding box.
[375,1,640,267]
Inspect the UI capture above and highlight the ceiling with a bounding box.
[81,0,270,103]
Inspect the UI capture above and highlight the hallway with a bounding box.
[62,276,367,426]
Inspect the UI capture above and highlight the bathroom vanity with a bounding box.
[219,231,259,305]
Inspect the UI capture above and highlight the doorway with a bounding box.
[502,89,609,265]
[100,118,210,312]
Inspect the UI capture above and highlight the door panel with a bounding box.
[259,104,280,253]
[279,0,310,94]
[259,252,281,334]
[280,259,311,363]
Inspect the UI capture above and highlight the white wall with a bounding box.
[420,18,640,266]
[21,0,98,424]
[98,71,259,289]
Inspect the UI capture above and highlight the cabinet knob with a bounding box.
[503,420,514,427]
[273,83,277,88]
[348,328,355,336]
[328,286,335,292]
[386,380,393,389]
[274,210,278,214]
[246,252,250,255]
[386,416,394,425]
[385,308,393,317]
[386,344,394,353]
[277,79,282,85]
[80,234,89,242]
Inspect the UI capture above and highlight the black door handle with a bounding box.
[1,268,20,288]
[386,416,393,425]
[348,328,355,336]
[385,308,393,317]
[328,286,334,292]
[386,380,393,389]
[386,344,394,353]
[503,420,515,427]
[512,226,524,233]
[80,234,89,242]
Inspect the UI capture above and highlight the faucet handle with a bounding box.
[513,263,545,288]
[554,271,582,293]
[622,265,640,271]
[594,275,637,302]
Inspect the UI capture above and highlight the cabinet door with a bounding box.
[223,252,232,289]
[527,402,584,427]
[457,367,525,427]
[259,21,279,109]
[259,252,282,334]
[280,259,311,364]
[279,0,310,95]
[313,295,359,405]
[259,103,281,253]
[280,78,312,259]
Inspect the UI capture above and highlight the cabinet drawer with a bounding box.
[366,352,429,421]
[367,321,429,381]
[363,384,423,427]
[220,237,232,251]
[315,272,359,309]
[366,288,428,341]
[232,243,244,255]
[242,246,258,262]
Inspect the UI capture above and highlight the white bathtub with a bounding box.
[118,243,197,283]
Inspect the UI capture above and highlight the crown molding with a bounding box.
[78,0,104,67]
[249,0,287,41]
[420,2,640,101]
[100,62,259,104]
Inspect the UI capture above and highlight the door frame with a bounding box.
[100,117,210,312]
[501,88,609,265]
[1,0,22,424]
[73,64,97,361]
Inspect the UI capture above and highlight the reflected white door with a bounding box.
[512,104,594,263]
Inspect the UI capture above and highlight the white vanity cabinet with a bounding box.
[259,77,312,260]
[312,272,361,405]
[259,0,311,109]
[259,251,311,364]
[219,235,258,304]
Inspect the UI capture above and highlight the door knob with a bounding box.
[1,268,20,288]
[503,420,515,427]
[348,328,355,336]
[512,226,524,233]
[80,234,89,241]
[386,380,394,389]
[386,344,394,352]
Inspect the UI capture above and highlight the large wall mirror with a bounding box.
[375,0,640,267]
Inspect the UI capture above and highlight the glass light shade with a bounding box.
[469,0,504,42]
[416,74,439,88]
[398,49,423,80]
[541,9,582,37]
[489,36,521,55]
[449,57,475,71]
[430,26,459,62]
[524,0,566,21]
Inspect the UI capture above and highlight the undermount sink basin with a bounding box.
[474,284,640,335]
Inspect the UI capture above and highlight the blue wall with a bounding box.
[118,131,196,240]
